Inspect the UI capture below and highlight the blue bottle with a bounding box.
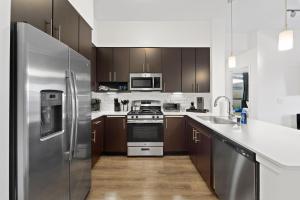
[241,108,247,125]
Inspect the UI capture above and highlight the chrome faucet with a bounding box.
[214,96,234,118]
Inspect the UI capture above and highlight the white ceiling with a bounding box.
[95,0,300,32]
[94,0,227,21]
[232,0,300,33]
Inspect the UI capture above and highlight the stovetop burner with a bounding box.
[128,109,163,115]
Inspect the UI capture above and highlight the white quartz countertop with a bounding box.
[92,111,300,168]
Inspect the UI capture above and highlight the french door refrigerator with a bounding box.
[10,23,91,200]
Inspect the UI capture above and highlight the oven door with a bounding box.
[127,122,164,146]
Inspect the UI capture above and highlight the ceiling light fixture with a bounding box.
[278,0,294,51]
[287,9,300,17]
[228,0,236,68]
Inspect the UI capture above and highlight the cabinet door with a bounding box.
[162,48,182,92]
[198,130,212,188]
[104,117,127,153]
[94,117,105,155]
[182,48,196,93]
[78,17,92,60]
[11,0,53,35]
[53,0,79,51]
[187,120,197,165]
[145,48,162,73]
[130,48,146,73]
[164,116,187,153]
[97,48,113,82]
[113,48,130,82]
[91,120,99,167]
[91,46,97,91]
[196,48,210,93]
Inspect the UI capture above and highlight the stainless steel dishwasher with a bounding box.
[213,135,259,200]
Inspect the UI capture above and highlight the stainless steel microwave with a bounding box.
[129,73,162,91]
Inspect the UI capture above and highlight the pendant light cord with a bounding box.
[285,0,288,30]
[231,0,233,56]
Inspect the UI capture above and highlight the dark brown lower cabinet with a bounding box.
[186,118,213,189]
[164,116,187,153]
[104,116,127,154]
[92,117,104,168]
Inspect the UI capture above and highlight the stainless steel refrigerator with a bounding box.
[10,23,91,200]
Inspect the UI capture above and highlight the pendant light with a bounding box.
[278,0,294,51]
[228,0,236,68]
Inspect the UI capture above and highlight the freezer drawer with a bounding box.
[128,146,163,156]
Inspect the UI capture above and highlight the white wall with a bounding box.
[68,0,94,28]
[211,19,226,114]
[228,30,300,128]
[0,0,11,199]
[255,30,300,128]
[92,21,211,47]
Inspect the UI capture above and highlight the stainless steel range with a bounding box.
[127,100,164,156]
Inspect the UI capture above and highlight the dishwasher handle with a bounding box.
[217,135,255,161]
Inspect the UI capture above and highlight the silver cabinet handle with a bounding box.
[94,120,102,125]
[92,130,96,143]
[58,25,61,41]
[194,130,201,143]
[109,72,112,81]
[114,72,116,81]
[44,19,53,35]
[165,118,168,129]
[192,128,196,141]
[142,64,145,72]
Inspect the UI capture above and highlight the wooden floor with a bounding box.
[87,156,218,200]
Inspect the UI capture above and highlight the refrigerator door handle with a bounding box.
[67,71,76,161]
[71,71,79,158]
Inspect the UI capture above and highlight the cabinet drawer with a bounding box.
[128,147,163,157]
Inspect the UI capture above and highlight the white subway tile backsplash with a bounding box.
[92,92,211,112]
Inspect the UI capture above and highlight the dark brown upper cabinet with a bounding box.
[113,48,130,82]
[164,116,187,153]
[97,48,113,82]
[91,45,97,91]
[182,48,196,93]
[97,48,130,82]
[130,48,162,73]
[130,48,146,73]
[11,0,53,35]
[145,48,162,73]
[162,48,182,92]
[78,16,92,60]
[53,0,79,51]
[196,48,210,93]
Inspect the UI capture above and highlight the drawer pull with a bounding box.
[92,130,96,143]
[94,120,101,125]
[141,148,150,151]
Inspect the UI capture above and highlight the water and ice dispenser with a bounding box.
[40,90,63,139]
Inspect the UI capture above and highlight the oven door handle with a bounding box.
[127,120,164,124]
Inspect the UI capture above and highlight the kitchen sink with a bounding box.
[198,116,237,124]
